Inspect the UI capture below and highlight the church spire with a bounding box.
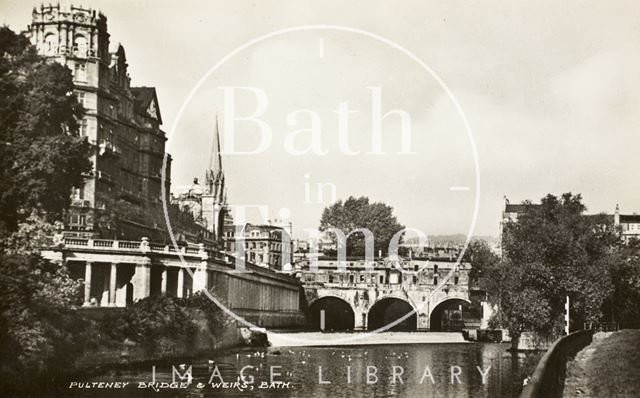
[206,115,224,197]
[210,115,223,178]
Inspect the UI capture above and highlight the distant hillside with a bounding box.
[404,234,498,246]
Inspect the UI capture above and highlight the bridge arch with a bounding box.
[308,296,355,331]
[429,297,471,332]
[368,297,417,331]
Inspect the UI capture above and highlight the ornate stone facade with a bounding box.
[27,4,172,239]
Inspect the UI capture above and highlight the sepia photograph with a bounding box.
[0,1,639,397]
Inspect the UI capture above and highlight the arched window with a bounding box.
[73,35,87,57]
[44,33,58,54]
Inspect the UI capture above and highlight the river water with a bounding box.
[64,341,542,398]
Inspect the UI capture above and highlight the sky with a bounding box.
[2,0,639,239]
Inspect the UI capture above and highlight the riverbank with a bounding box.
[267,331,468,346]
[563,329,640,397]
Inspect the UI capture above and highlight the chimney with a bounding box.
[615,204,620,226]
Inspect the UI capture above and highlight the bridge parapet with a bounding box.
[54,237,295,278]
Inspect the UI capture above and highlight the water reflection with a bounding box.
[64,343,541,398]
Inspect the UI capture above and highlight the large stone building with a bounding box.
[239,222,293,270]
[27,4,171,239]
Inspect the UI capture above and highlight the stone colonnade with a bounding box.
[78,260,208,307]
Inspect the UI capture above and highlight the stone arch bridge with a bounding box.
[300,258,473,331]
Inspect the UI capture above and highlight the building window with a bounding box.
[74,63,87,82]
[434,264,438,273]
[454,276,459,285]
[349,274,355,284]
[79,118,88,137]
[73,35,88,57]
[79,215,86,226]
[76,92,86,107]
[379,275,384,284]
[359,274,365,283]
[44,33,58,55]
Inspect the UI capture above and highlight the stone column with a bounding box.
[58,24,65,54]
[192,261,208,293]
[177,268,185,298]
[131,259,151,302]
[354,310,367,331]
[101,264,110,306]
[161,267,167,295]
[109,263,117,307]
[83,262,92,306]
[417,308,430,331]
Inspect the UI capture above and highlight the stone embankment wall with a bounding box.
[519,330,594,398]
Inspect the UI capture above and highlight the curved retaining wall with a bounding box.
[520,330,594,398]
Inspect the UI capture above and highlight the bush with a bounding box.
[98,293,225,352]
[0,252,87,392]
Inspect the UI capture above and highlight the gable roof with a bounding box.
[131,86,162,124]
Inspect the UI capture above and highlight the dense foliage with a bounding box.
[470,192,640,343]
[319,196,405,256]
[0,27,92,393]
[462,239,500,282]
[98,293,224,352]
[0,27,91,234]
[0,252,86,382]
[606,240,640,326]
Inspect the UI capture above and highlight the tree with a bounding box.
[0,27,91,392]
[606,239,640,327]
[497,193,618,341]
[0,252,85,373]
[462,239,500,281]
[319,196,405,256]
[0,26,91,234]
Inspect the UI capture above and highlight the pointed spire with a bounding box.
[210,115,223,177]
